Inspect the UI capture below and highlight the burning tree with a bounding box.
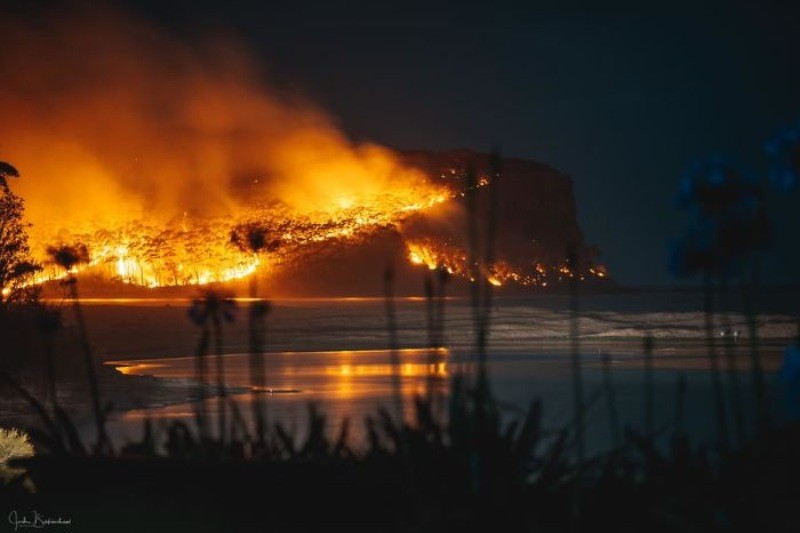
[0,161,41,306]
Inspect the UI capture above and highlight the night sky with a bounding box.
[62,1,800,285]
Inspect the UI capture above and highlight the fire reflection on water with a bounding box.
[114,363,167,375]
[109,347,450,402]
[106,348,452,441]
[328,361,448,401]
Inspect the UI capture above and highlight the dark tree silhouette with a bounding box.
[0,161,41,306]
[0,160,19,192]
[46,243,89,272]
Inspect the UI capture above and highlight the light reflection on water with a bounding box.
[105,348,454,444]
[109,347,450,396]
[44,296,444,306]
[103,343,787,453]
[80,294,795,451]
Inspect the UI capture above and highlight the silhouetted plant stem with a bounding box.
[644,335,654,442]
[433,268,449,418]
[188,292,237,449]
[465,164,483,382]
[434,270,447,350]
[675,373,686,437]
[719,279,745,446]
[424,270,448,414]
[464,153,502,498]
[568,249,584,533]
[741,263,770,434]
[230,225,270,446]
[466,152,501,405]
[382,267,419,516]
[601,352,621,449]
[212,312,227,445]
[796,314,800,345]
[567,251,584,465]
[480,150,500,364]
[194,322,210,441]
[34,308,64,446]
[228,399,248,450]
[383,268,403,422]
[703,274,729,451]
[424,273,436,400]
[43,333,57,412]
[248,275,268,443]
[67,277,109,454]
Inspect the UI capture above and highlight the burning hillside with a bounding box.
[0,5,606,296]
[29,185,451,290]
[261,150,607,296]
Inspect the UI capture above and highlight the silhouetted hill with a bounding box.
[265,149,607,296]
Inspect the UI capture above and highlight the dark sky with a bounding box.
[118,0,800,286]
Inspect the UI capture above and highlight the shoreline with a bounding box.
[0,365,245,433]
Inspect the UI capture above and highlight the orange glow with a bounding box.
[24,182,450,289]
[114,363,166,375]
[404,240,609,287]
[404,238,535,286]
[22,166,451,289]
[0,6,452,290]
[327,361,448,400]
[327,362,448,379]
[1,7,610,292]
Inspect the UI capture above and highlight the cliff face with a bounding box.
[400,149,593,269]
[266,150,603,297]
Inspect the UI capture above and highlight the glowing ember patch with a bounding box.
[404,239,608,288]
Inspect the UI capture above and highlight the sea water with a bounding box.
[74,291,797,453]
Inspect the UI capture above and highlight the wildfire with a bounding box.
[404,239,607,288]
[1,7,609,294]
[407,240,465,275]
[0,3,459,292]
[19,171,609,293]
[27,183,452,289]
[31,220,261,288]
[18,167,610,293]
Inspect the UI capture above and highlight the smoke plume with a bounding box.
[0,4,430,251]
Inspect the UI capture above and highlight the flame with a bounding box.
[406,241,462,273]
[0,5,455,290]
[26,186,450,289]
[404,239,607,287]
